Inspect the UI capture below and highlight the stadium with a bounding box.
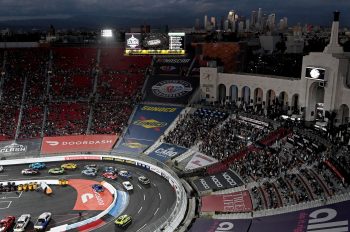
[0,9,349,232]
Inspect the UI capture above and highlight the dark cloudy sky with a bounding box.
[0,0,349,27]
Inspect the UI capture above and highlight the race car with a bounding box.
[61,163,77,170]
[92,184,104,192]
[103,166,117,173]
[82,169,97,176]
[29,162,45,170]
[21,169,39,175]
[122,181,133,191]
[0,165,3,172]
[48,167,65,175]
[0,216,15,232]
[13,214,30,232]
[114,214,132,228]
[34,212,51,231]
[138,176,150,185]
[118,170,132,179]
[102,172,117,180]
[84,164,98,170]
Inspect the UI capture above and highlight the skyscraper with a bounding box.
[195,18,200,30]
[204,15,208,30]
[257,8,262,28]
[267,13,276,31]
[211,17,216,29]
[251,10,257,27]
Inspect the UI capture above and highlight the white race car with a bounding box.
[13,214,31,232]
[122,181,133,191]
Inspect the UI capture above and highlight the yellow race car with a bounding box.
[61,163,77,170]
[114,215,132,228]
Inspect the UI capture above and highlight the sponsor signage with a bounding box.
[0,139,41,155]
[69,179,113,211]
[189,218,251,232]
[192,170,244,192]
[41,135,118,154]
[113,104,183,154]
[148,143,188,162]
[65,156,101,161]
[201,191,253,213]
[185,152,218,171]
[249,200,350,232]
[136,162,150,170]
[144,76,199,104]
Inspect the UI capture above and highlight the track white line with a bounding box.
[159,192,162,200]
[137,184,142,189]
[137,206,142,214]
[143,194,145,201]
[154,207,159,216]
[136,224,147,232]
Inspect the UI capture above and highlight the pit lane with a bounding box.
[0,160,176,232]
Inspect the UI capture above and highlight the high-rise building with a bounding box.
[204,15,208,30]
[257,8,262,28]
[211,17,216,29]
[228,10,235,24]
[224,20,229,31]
[267,13,276,31]
[195,18,200,30]
[245,19,250,32]
[283,17,288,29]
[251,10,257,27]
[238,21,244,33]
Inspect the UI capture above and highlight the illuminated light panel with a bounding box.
[124,49,185,55]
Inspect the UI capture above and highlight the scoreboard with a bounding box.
[125,32,185,56]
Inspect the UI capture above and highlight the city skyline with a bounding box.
[0,0,349,28]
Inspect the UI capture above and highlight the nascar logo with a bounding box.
[133,119,167,129]
[152,80,192,98]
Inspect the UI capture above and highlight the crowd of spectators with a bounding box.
[164,108,228,148]
[0,47,150,139]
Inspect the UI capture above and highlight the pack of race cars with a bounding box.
[1,162,151,230]
[0,212,51,232]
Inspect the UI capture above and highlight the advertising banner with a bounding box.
[144,75,199,104]
[201,191,253,213]
[41,135,118,154]
[148,143,188,162]
[0,139,42,156]
[185,152,218,171]
[113,138,154,155]
[113,104,183,154]
[189,218,251,232]
[192,170,244,192]
[249,200,350,232]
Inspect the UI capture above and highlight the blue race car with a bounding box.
[29,162,46,170]
[118,170,132,179]
[92,184,104,192]
[103,166,117,174]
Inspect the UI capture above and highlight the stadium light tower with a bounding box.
[101,29,113,38]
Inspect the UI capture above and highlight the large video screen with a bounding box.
[305,67,326,81]
[125,32,185,55]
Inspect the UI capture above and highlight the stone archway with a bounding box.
[218,84,226,103]
[266,89,276,107]
[242,86,251,104]
[307,82,325,121]
[291,94,300,114]
[338,104,349,125]
[229,85,238,102]
[254,88,263,105]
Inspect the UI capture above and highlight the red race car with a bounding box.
[102,172,118,180]
[0,216,15,232]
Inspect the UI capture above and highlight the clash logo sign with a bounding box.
[133,117,167,131]
[0,143,27,153]
[152,80,193,99]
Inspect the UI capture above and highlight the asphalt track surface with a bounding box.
[0,160,176,232]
